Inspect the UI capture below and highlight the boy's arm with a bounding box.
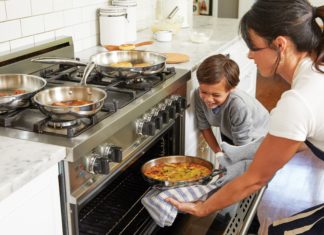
[201,128,222,153]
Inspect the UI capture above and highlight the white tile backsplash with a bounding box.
[0,42,10,55]
[63,8,83,27]
[0,2,6,22]
[53,0,73,11]
[0,20,21,42]
[34,31,56,45]
[0,0,155,54]
[44,12,64,31]
[31,0,53,15]
[10,36,34,51]
[21,15,44,37]
[5,0,31,20]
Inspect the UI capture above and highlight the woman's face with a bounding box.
[199,79,232,109]
[247,29,279,77]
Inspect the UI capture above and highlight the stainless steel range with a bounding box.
[0,37,193,234]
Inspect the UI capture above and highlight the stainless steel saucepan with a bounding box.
[0,74,47,112]
[141,155,226,189]
[31,50,166,78]
[33,63,107,121]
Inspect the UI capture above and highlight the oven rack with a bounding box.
[223,186,267,235]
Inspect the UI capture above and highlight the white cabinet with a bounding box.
[0,164,63,235]
[185,38,257,157]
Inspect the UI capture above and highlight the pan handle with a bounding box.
[210,168,226,178]
[80,62,96,86]
[31,57,87,66]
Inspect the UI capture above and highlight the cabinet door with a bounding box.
[0,164,63,235]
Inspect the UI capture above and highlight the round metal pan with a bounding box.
[33,86,107,121]
[89,50,166,78]
[31,50,166,79]
[33,63,107,121]
[141,155,226,189]
[0,74,47,112]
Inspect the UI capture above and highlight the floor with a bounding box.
[254,74,324,235]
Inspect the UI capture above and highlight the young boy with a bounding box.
[195,54,269,153]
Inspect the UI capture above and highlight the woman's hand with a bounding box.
[165,198,209,217]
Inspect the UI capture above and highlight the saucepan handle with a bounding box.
[31,57,87,66]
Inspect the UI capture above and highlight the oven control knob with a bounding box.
[84,153,110,175]
[136,117,156,136]
[158,103,170,123]
[164,98,177,119]
[166,105,176,119]
[95,144,122,163]
[150,108,163,129]
[171,95,187,112]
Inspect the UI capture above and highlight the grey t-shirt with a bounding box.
[194,88,269,145]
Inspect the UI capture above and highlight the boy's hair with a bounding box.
[196,54,240,90]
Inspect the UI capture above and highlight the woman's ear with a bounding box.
[273,36,288,52]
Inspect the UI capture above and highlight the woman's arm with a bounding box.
[166,133,303,216]
[201,128,222,153]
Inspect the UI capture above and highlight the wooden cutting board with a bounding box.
[163,53,190,64]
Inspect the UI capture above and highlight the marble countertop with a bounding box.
[77,17,241,72]
[0,136,66,202]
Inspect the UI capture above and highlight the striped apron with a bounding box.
[268,140,324,235]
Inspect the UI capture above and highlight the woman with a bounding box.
[194,54,269,153]
[166,0,324,233]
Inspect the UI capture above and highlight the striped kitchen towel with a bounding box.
[141,159,251,227]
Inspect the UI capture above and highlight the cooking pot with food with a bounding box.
[0,74,47,112]
[33,63,107,121]
[141,155,225,189]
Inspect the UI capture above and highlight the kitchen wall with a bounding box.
[0,0,155,55]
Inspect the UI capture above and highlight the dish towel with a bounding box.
[141,137,265,227]
[141,160,251,227]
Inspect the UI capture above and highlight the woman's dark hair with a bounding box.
[196,54,240,90]
[240,0,324,73]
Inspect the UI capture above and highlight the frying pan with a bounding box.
[33,63,107,121]
[31,50,166,79]
[0,74,47,112]
[141,155,226,189]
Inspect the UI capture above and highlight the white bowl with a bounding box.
[190,28,213,43]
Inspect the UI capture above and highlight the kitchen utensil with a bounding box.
[141,155,225,188]
[166,6,179,19]
[163,52,190,64]
[0,74,47,112]
[103,41,154,51]
[163,0,192,28]
[153,30,172,42]
[33,62,107,121]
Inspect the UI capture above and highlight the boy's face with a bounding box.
[199,79,232,109]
